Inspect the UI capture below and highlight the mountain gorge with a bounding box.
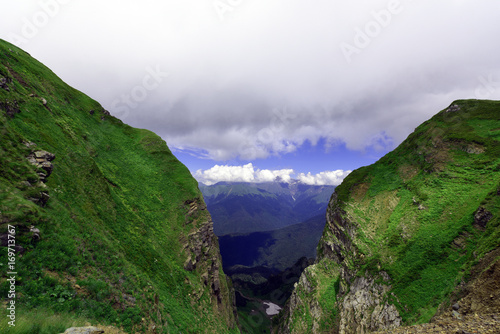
[276,100,500,333]
[200,182,335,333]
[200,182,334,272]
[0,39,238,333]
[1,37,499,334]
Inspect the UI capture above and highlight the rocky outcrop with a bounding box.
[183,199,215,271]
[27,150,56,183]
[23,149,55,207]
[474,207,493,228]
[318,195,357,264]
[182,199,220,293]
[321,195,401,333]
[338,274,401,334]
[371,253,500,334]
[455,250,500,316]
[277,194,401,334]
[181,197,239,326]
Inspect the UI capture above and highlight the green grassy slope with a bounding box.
[0,39,238,333]
[277,100,500,333]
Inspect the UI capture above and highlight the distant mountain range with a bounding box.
[199,181,335,271]
[218,213,326,271]
[199,181,335,236]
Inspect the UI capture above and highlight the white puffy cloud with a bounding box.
[195,163,294,185]
[297,170,352,186]
[195,164,349,186]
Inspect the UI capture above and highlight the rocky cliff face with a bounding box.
[276,100,500,333]
[0,39,238,333]
[182,197,239,323]
[277,194,402,334]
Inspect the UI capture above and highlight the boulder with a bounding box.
[30,226,41,242]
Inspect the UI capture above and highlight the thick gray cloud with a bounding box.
[1,0,500,160]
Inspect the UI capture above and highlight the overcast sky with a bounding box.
[1,1,500,185]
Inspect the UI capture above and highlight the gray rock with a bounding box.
[40,161,54,176]
[30,226,40,234]
[34,150,56,161]
[452,310,462,320]
[474,207,492,228]
[338,274,402,334]
[446,104,461,113]
[61,327,104,334]
[27,150,56,185]
[452,303,460,311]
[23,141,37,148]
[0,76,10,91]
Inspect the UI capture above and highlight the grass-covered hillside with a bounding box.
[0,39,238,333]
[276,100,500,333]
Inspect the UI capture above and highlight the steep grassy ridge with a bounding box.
[277,100,500,333]
[0,39,238,333]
